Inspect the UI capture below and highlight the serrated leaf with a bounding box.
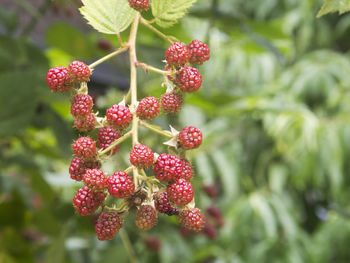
[151,0,197,28]
[317,0,350,17]
[79,0,137,34]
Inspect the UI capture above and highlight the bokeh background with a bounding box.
[2,0,350,262]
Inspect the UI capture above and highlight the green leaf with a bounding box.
[79,0,137,34]
[317,0,350,17]
[151,0,197,28]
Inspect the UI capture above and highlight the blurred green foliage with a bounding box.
[2,0,350,262]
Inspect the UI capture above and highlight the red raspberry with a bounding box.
[180,159,193,181]
[46,66,71,93]
[207,206,224,227]
[136,97,160,120]
[106,104,133,130]
[143,236,161,251]
[153,153,183,182]
[187,40,210,65]
[73,186,106,216]
[68,61,91,83]
[107,171,135,198]
[128,0,149,12]
[202,221,217,239]
[202,185,218,198]
[154,192,179,216]
[72,137,97,160]
[129,144,154,169]
[178,208,204,232]
[167,178,194,205]
[160,92,183,114]
[95,211,124,241]
[176,67,202,93]
[74,113,96,132]
[83,169,108,191]
[71,94,93,117]
[165,42,190,67]
[178,126,203,150]
[97,127,121,155]
[164,65,176,81]
[135,205,157,230]
[69,157,101,181]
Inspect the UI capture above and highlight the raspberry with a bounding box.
[97,127,121,155]
[74,113,96,132]
[136,97,160,120]
[129,144,154,169]
[178,208,204,232]
[143,236,161,251]
[68,61,91,83]
[95,211,124,241]
[72,137,97,160]
[153,153,183,182]
[176,67,202,93]
[167,178,194,205]
[180,159,193,181]
[71,94,93,117]
[83,169,108,191]
[73,186,106,216]
[203,185,218,198]
[178,126,203,150]
[69,157,86,181]
[128,0,149,12]
[165,65,175,82]
[187,40,210,65]
[202,221,217,239]
[107,171,135,198]
[160,92,183,114]
[135,205,157,230]
[106,104,133,130]
[165,42,190,67]
[46,66,71,93]
[154,192,179,216]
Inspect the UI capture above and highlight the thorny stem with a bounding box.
[89,47,129,69]
[139,121,174,139]
[136,62,171,75]
[140,17,177,44]
[98,131,132,156]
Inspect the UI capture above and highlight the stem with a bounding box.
[89,47,129,69]
[140,17,176,44]
[119,229,138,263]
[139,121,174,139]
[124,166,133,173]
[136,62,171,75]
[98,131,132,156]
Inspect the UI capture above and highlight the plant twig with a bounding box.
[98,131,132,156]
[89,47,129,69]
[139,121,174,139]
[136,62,171,75]
[119,229,138,263]
[140,17,177,44]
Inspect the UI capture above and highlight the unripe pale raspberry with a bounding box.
[160,92,183,114]
[73,186,106,216]
[136,97,160,120]
[128,0,149,12]
[187,40,210,65]
[72,137,97,160]
[95,211,124,241]
[74,113,96,132]
[46,66,71,93]
[68,61,91,83]
[69,157,101,181]
[97,127,121,155]
[178,126,203,150]
[135,205,157,230]
[107,171,135,198]
[71,94,93,117]
[154,192,179,216]
[83,169,108,191]
[178,208,204,232]
[106,104,133,130]
[176,67,202,93]
[165,42,190,67]
[180,159,193,181]
[153,153,183,182]
[167,178,194,205]
[129,144,154,169]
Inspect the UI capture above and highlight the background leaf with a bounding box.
[317,0,350,17]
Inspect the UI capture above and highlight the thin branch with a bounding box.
[98,131,132,156]
[89,47,129,69]
[140,17,177,44]
[119,229,138,263]
[139,121,174,139]
[136,62,171,75]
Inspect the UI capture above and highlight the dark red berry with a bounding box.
[107,171,135,198]
[136,97,160,120]
[202,221,217,239]
[144,236,161,251]
[135,205,157,230]
[188,40,210,65]
[178,126,203,150]
[180,159,193,181]
[68,61,91,83]
[167,178,194,205]
[69,157,101,181]
[160,92,183,114]
[97,39,112,51]
[129,144,154,169]
[178,208,204,232]
[128,0,149,12]
[83,169,108,191]
[179,226,192,238]
[72,137,97,160]
[95,211,124,241]
[202,185,218,198]
[153,153,183,182]
[71,94,93,117]
[46,66,71,93]
[106,104,133,130]
[165,42,190,67]
[97,127,121,155]
[74,113,96,132]
[176,67,202,93]
[206,206,224,225]
[154,192,178,216]
[73,186,106,216]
